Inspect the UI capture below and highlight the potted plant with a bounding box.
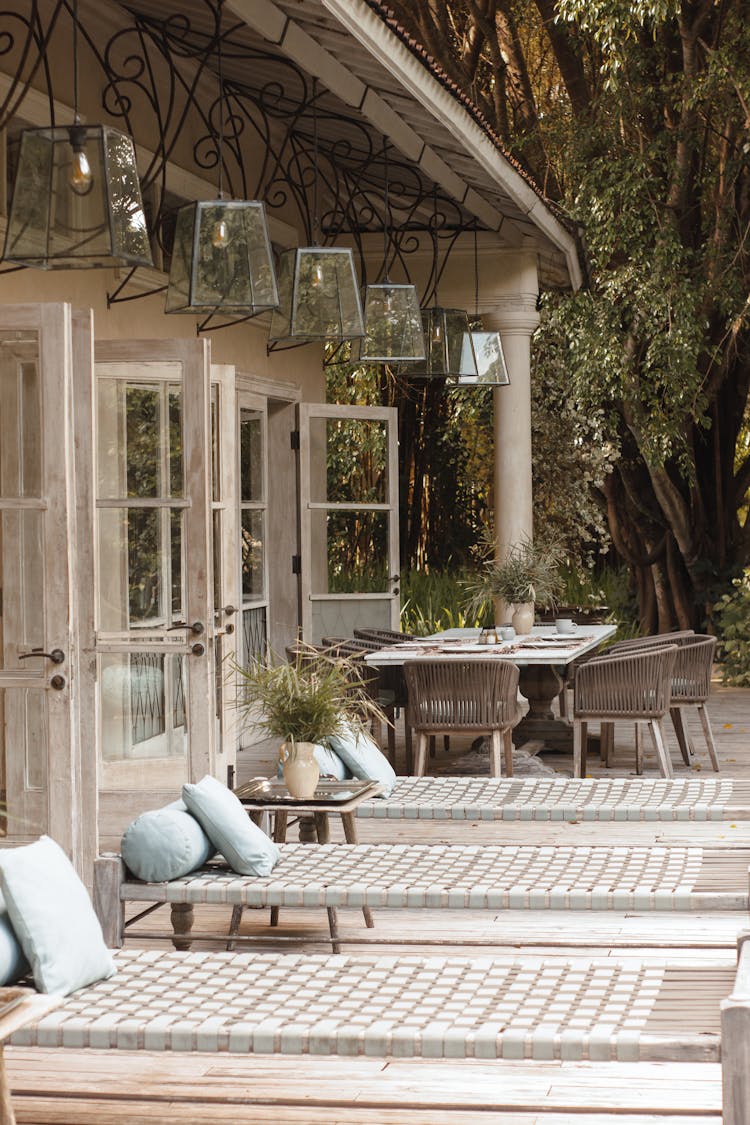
[464,533,564,635]
[233,646,385,797]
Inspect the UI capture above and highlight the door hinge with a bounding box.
[290,429,300,450]
[292,555,302,575]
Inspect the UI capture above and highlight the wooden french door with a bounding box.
[0,303,89,865]
[94,339,215,834]
[298,403,400,643]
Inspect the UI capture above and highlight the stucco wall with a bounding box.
[0,270,326,400]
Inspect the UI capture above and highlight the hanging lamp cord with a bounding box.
[312,76,320,246]
[382,137,390,283]
[72,0,80,124]
[216,0,225,199]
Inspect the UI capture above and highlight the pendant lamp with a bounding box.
[166,1,278,315]
[3,0,152,270]
[449,229,510,387]
[456,328,510,386]
[166,199,278,315]
[267,78,363,346]
[408,305,478,380]
[358,142,425,362]
[268,245,364,343]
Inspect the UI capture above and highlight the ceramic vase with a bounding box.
[280,740,320,799]
[511,602,535,636]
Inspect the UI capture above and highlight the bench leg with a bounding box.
[326,907,341,955]
[93,854,125,949]
[170,903,195,950]
[342,812,374,929]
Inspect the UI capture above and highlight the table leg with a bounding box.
[515,665,595,752]
[0,1045,15,1125]
[314,812,330,844]
[341,812,374,929]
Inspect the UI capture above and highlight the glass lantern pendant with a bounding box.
[166,199,279,315]
[409,307,478,379]
[456,330,510,386]
[3,124,153,270]
[360,283,425,362]
[268,247,364,343]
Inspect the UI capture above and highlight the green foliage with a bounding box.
[400,568,488,634]
[232,649,383,745]
[713,571,750,686]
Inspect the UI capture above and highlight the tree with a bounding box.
[381,0,750,631]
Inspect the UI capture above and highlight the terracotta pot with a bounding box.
[280,741,320,799]
[511,602,535,636]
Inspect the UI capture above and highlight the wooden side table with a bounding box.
[233,778,381,949]
[0,988,60,1125]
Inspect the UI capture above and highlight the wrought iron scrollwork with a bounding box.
[0,0,482,304]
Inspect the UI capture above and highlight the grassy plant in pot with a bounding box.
[233,646,385,798]
[464,533,564,636]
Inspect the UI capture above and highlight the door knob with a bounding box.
[18,648,65,664]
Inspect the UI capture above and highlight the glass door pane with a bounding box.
[0,306,80,857]
[299,404,400,642]
[95,341,213,801]
[239,399,268,665]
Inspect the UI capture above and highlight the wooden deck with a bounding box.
[7,681,750,1123]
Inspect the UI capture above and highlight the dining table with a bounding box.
[364,623,617,755]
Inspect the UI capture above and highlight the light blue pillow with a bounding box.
[0,836,116,995]
[182,775,280,876]
[121,799,214,882]
[0,890,28,986]
[276,742,351,782]
[326,722,397,797]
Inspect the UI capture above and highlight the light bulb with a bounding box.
[69,146,92,196]
[211,219,230,249]
[310,262,324,287]
[383,290,394,314]
[432,319,442,342]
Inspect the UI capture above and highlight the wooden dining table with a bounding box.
[364,624,617,755]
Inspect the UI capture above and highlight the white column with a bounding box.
[483,295,539,560]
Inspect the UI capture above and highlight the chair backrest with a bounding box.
[608,629,694,654]
[669,635,716,703]
[575,645,678,719]
[353,627,421,645]
[403,660,520,733]
[322,636,375,652]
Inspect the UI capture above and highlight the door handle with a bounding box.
[18,648,65,664]
[167,621,205,635]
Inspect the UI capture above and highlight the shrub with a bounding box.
[714,571,750,686]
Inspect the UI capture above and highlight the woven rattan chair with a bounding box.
[572,645,679,778]
[559,629,694,722]
[353,628,422,645]
[403,659,521,778]
[607,629,695,655]
[608,634,719,772]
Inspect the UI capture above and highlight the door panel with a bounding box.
[0,304,82,861]
[299,404,399,643]
[94,340,213,814]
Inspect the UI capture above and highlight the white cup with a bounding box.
[499,625,516,641]
[555,618,577,635]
